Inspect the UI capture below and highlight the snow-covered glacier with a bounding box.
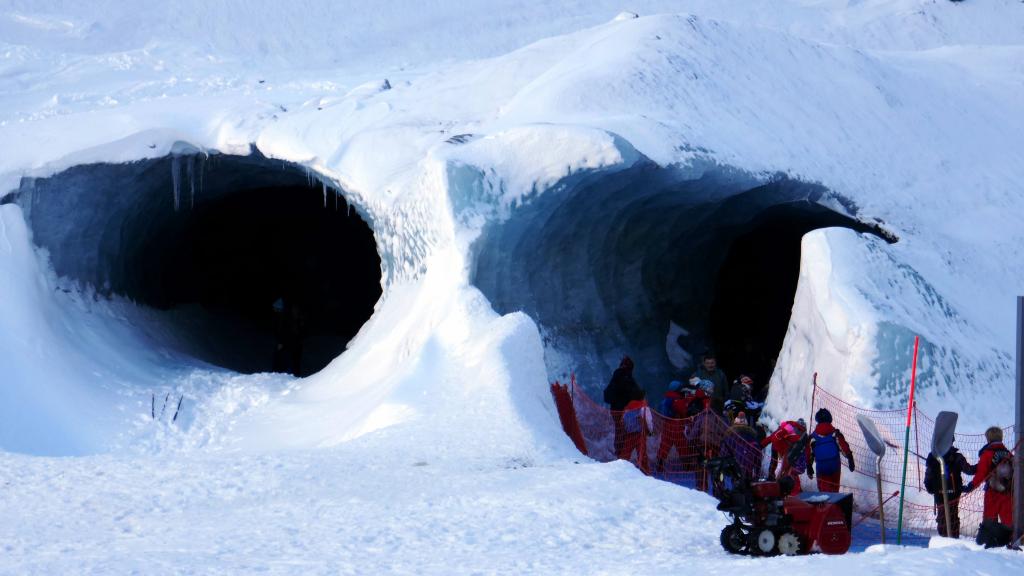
[1,0,1024,573]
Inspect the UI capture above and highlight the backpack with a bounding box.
[660,397,677,419]
[812,431,842,476]
[988,449,1014,493]
[624,409,642,434]
[975,518,1013,549]
[624,405,651,435]
[924,455,940,495]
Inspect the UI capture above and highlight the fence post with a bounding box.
[810,372,818,425]
[1014,297,1023,546]
[913,403,922,490]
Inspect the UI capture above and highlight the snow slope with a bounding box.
[2,0,1024,572]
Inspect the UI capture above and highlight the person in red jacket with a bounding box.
[803,408,855,492]
[761,418,807,494]
[655,380,693,474]
[620,390,654,474]
[964,426,1014,529]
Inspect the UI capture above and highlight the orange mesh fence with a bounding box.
[810,383,1017,540]
[551,374,1016,542]
[553,375,765,494]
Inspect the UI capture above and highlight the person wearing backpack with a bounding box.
[655,380,692,474]
[803,408,855,493]
[964,426,1015,531]
[619,389,654,474]
[924,442,977,538]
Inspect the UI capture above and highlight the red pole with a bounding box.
[897,335,920,544]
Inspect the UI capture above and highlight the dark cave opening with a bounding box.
[17,150,382,377]
[706,202,871,395]
[467,162,892,399]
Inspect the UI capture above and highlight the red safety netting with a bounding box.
[552,375,765,494]
[552,374,1017,542]
[810,381,1017,540]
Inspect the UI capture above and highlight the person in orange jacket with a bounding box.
[963,426,1014,530]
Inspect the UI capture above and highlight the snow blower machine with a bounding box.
[706,456,852,556]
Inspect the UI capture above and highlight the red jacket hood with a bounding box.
[813,423,836,436]
[978,441,1007,457]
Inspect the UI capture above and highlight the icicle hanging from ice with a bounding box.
[323,181,327,208]
[170,156,181,211]
[197,154,205,199]
[187,155,196,210]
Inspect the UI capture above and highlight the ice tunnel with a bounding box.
[9,149,382,377]
[469,162,892,399]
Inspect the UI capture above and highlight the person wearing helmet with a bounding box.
[762,418,808,494]
[655,380,692,474]
[804,408,855,492]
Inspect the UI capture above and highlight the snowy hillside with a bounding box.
[2,0,1024,573]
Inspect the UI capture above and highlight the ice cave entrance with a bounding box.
[469,162,893,399]
[10,148,382,377]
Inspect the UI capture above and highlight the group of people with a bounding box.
[924,427,1016,542]
[602,351,1017,545]
[602,352,773,482]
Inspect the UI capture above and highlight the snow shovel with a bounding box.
[857,413,888,544]
[931,411,958,538]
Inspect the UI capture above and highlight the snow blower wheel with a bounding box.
[778,532,801,556]
[720,524,747,554]
[755,529,777,555]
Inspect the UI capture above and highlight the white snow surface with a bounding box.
[2,0,1024,572]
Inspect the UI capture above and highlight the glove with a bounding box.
[962,482,975,494]
[807,468,814,480]
[848,459,855,473]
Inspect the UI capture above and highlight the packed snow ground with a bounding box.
[3,0,1024,573]
[4,447,1024,576]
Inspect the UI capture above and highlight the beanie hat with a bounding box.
[796,418,806,430]
[734,412,747,426]
[815,408,833,424]
[620,356,634,370]
[668,380,683,392]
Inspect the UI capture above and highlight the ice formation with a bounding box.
[1,0,1022,455]
[3,0,1024,572]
